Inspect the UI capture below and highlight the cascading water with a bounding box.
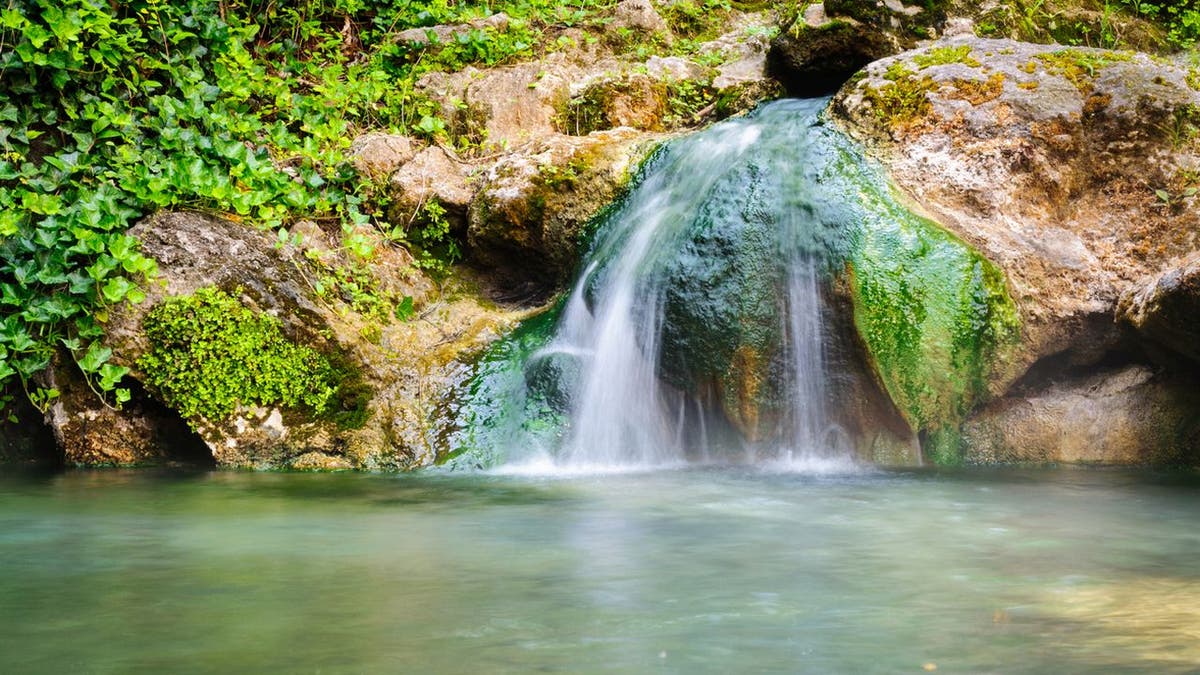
[510,98,851,469]
[448,96,1016,472]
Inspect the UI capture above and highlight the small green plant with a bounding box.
[138,287,340,423]
[1035,49,1133,93]
[862,64,936,129]
[1156,186,1198,208]
[666,78,717,127]
[913,45,981,69]
[389,198,462,275]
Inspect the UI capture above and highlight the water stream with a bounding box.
[471,99,859,471]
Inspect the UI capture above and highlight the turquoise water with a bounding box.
[2,466,1200,673]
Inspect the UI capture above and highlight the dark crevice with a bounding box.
[126,380,216,468]
[0,394,62,469]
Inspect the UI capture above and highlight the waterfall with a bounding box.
[513,98,851,469]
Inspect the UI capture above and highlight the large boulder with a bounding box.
[834,37,1200,379]
[832,36,1200,463]
[45,211,528,469]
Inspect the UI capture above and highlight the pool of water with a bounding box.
[2,465,1199,673]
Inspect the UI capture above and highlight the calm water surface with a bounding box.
[2,466,1199,673]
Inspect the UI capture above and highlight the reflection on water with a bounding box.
[1,467,1199,673]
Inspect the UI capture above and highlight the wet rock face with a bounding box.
[655,163,784,440]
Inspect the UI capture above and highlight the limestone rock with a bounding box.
[612,0,672,38]
[961,365,1200,465]
[389,146,475,231]
[562,73,671,134]
[832,37,1200,384]
[468,129,659,288]
[830,36,1200,464]
[396,13,510,48]
[462,62,572,148]
[349,133,420,178]
[1118,252,1200,365]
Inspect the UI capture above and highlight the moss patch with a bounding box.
[913,45,981,69]
[1035,49,1134,94]
[138,287,360,426]
[822,140,1022,464]
[861,63,936,129]
[947,72,1007,105]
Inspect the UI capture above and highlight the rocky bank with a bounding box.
[6,0,1200,468]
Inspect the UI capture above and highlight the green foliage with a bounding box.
[0,0,493,411]
[913,45,981,69]
[1117,0,1200,49]
[665,79,717,127]
[387,198,462,275]
[976,0,1200,51]
[658,0,733,39]
[1035,48,1133,93]
[138,287,338,422]
[860,65,936,129]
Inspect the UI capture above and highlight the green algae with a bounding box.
[813,116,1022,463]
[439,302,566,470]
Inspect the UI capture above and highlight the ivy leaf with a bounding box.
[77,343,112,373]
[102,276,133,304]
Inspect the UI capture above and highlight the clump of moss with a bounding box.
[861,63,936,129]
[913,45,981,69]
[1187,68,1200,91]
[947,72,1006,105]
[1035,49,1134,94]
[139,288,340,423]
[658,0,734,40]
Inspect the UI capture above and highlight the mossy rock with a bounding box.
[657,162,786,440]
